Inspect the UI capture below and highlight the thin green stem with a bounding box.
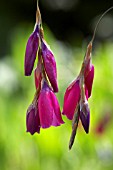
[91,6,113,43]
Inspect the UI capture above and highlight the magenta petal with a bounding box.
[38,84,53,128]
[62,79,80,120]
[24,25,39,76]
[84,59,91,78]
[26,104,40,135]
[85,86,88,100]
[41,40,58,92]
[50,91,64,124]
[85,65,94,98]
[52,113,61,126]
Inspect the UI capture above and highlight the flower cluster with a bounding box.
[24,5,95,150]
[62,42,94,149]
[24,4,113,150]
[25,7,64,135]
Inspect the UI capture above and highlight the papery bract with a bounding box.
[25,24,39,76]
[62,79,80,120]
[41,40,58,92]
[26,104,40,135]
[38,81,64,128]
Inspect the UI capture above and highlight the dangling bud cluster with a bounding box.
[62,42,94,149]
[63,6,113,149]
[24,6,64,135]
[24,7,58,92]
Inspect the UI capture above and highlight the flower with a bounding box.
[62,64,94,126]
[38,80,64,128]
[26,80,64,134]
[26,103,40,135]
[80,99,90,133]
[62,76,91,133]
[62,62,94,122]
[62,79,80,120]
[24,24,39,76]
[41,39,58,92]
[62,42,94,149]
[63,42,94,121]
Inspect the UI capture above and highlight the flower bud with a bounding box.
[41,40,58,92]
[80,100,90,133]
[26,104,40,135]
[24,24,39,76]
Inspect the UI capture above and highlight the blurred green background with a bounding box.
[0,0,113,170]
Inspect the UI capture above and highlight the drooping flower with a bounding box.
[38,80,64,128]
[41,39,58,92]
[62,42,94,149]
[62,79,80,120]
[26,103,40,135]
[26,80,64,134]
[24,24,40,76]
[62,43,94,123]
[80,99,90,133]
